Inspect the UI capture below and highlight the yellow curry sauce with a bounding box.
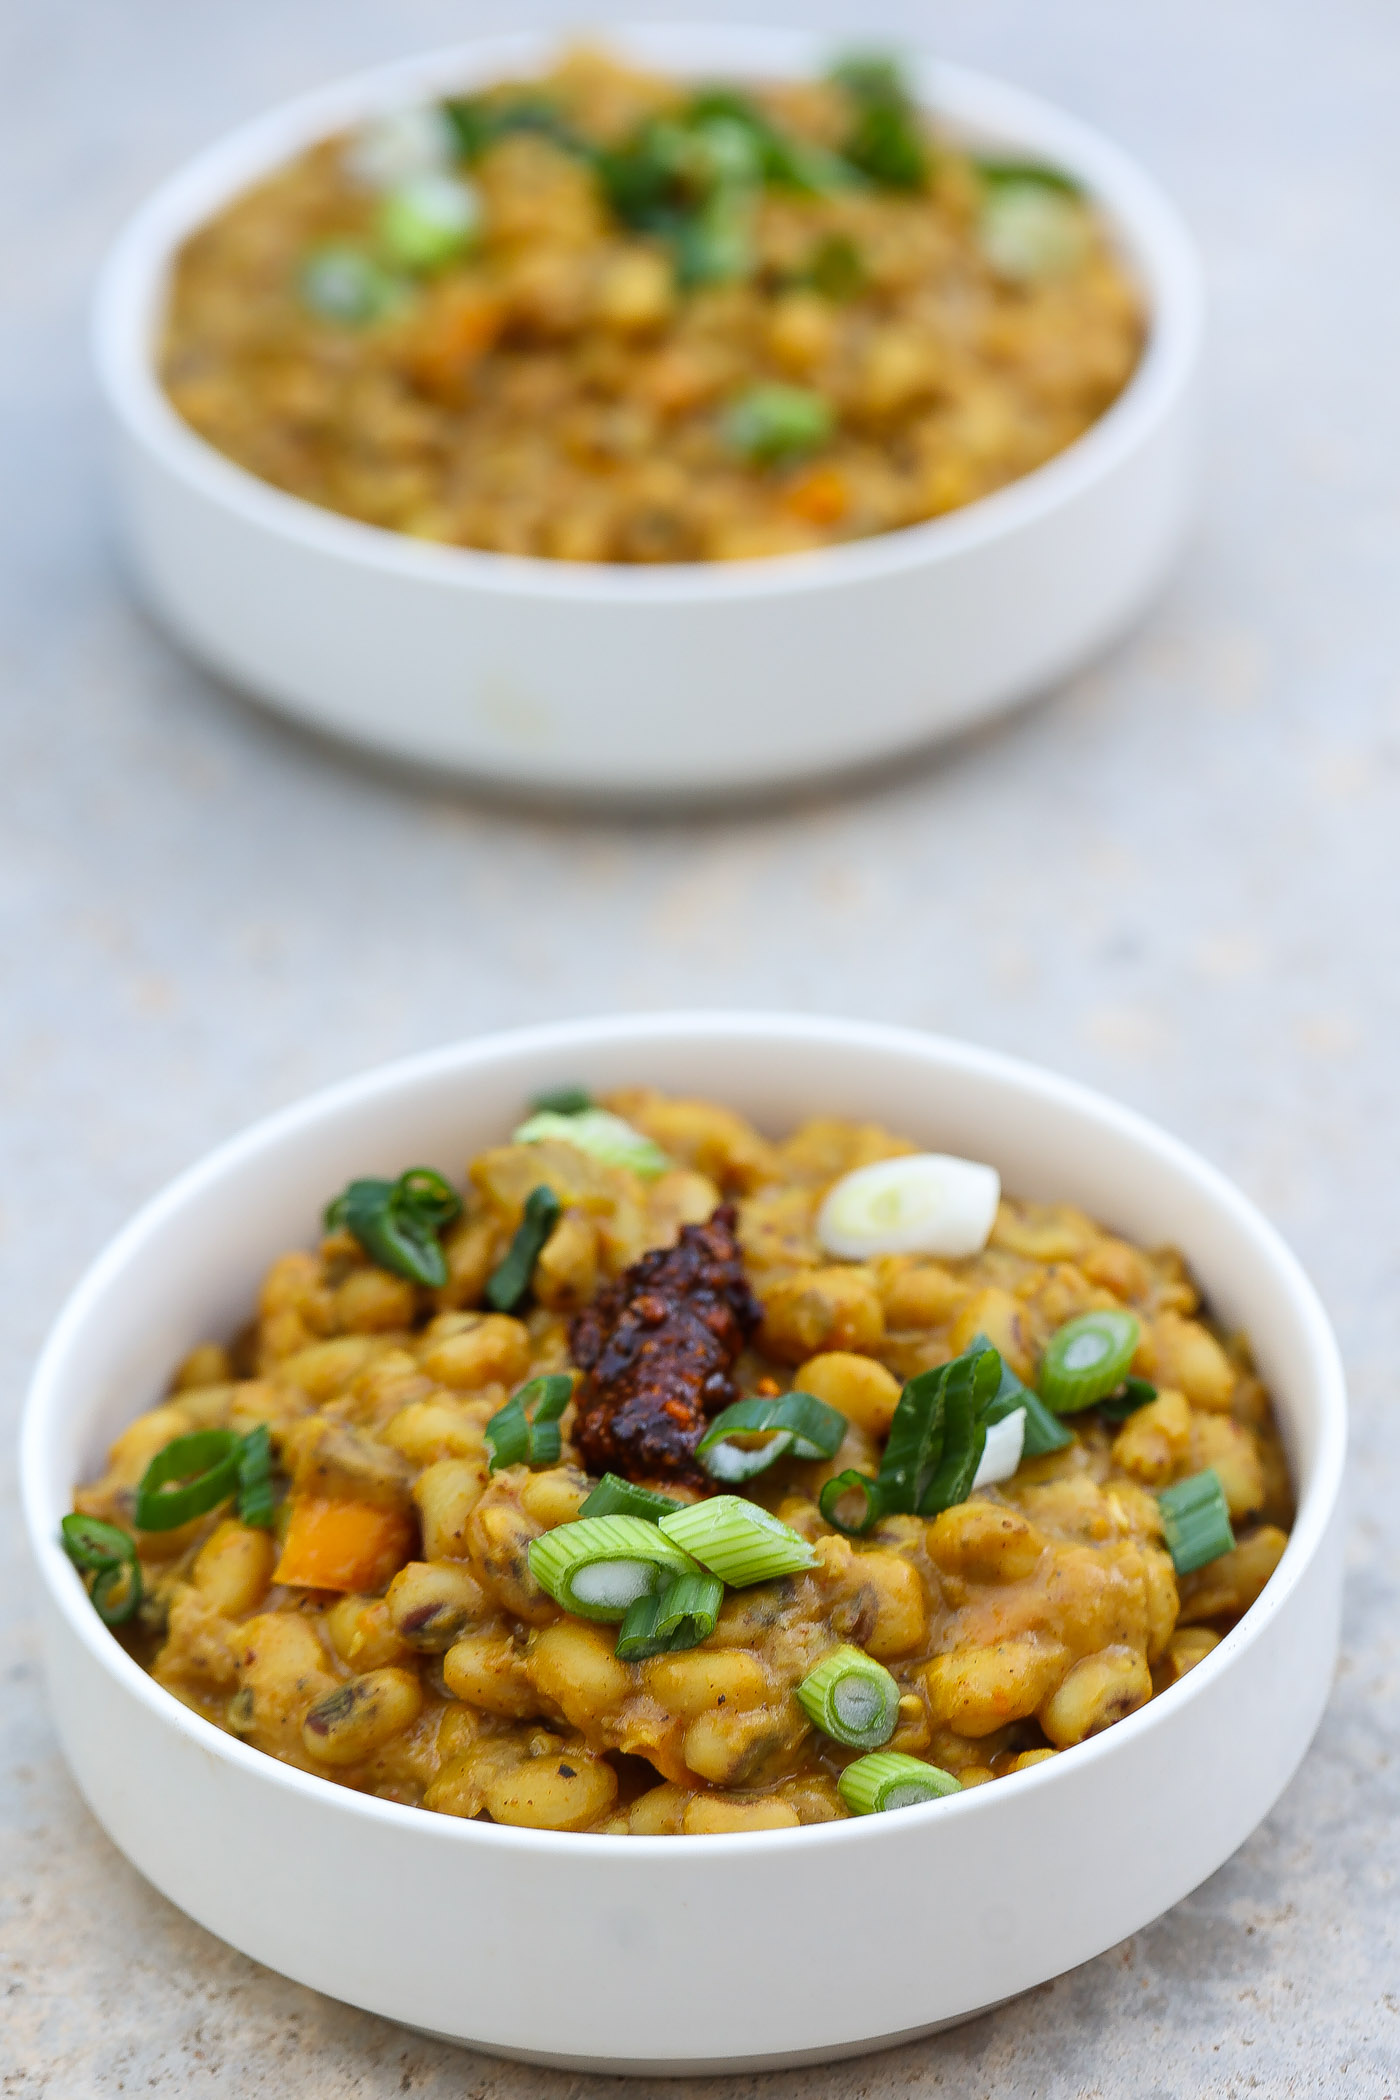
[160,47,1144,564]
[70,1090,1292,1837]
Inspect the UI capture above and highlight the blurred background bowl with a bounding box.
[94,24,1203,802]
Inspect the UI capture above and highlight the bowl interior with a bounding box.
[26,1016,1340,1591]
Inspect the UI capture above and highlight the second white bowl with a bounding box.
[21,1015,1343,2072]
[95,26,1203,799]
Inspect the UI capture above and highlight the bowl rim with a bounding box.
[93,21,1204,607]
[21,1012,1346,1863]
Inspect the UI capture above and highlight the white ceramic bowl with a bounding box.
[22,1014,1343,2072]
[95,26,1203,800]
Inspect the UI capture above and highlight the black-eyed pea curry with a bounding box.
[65,1087,1292,1835]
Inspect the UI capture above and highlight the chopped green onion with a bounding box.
[615,1568,724,1660]
[530,1085,593,1116]
[838,1751,961,1815]
[134,1429,242,1532]
[442,91,587,164]
[346,105,457,191]
[1096,1376,1157,1424]
[512,1108,671,1180]
[528,1516,700,1621]
[696,1391,846,1482]
[818,1469,885,1537]
[377,172,480,272]
[60,1513,144,1627]
[722,385,834,465]
[972,1334,1071,1456]
[484,1374,574,1473]
[236,1424,276,1529]
[975,156,1082,197]
[299,244,407,325]
[917,1373,988,1516]
[980,183,1089,282]
[886,1344,1002,1514]
[830,54,928,191]
[485,1185,562,1312]
[1039,1310,1141,1414]
[658,1496,815,1586]
[802,232,865,299]
[324,1167,462,1289]
[1158,1468,1236,1576]
[797,1644,900,1749]
[817,1153,1000,1261]
[578,1473,683,1521]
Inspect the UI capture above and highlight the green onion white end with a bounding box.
[838,1751,962,1815]
[658,1496,816,1586]
[513,1107,671,1180]
[346,104,458,191]
[980,184,1090,281]
[797,1645,900,1749]
[817,1153,1000,1260]
[970,1406,1025,1489]
[527,1515,700,1621]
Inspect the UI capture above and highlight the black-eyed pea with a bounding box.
[948,1287,1034,1381]
[795,1351,903,1438]
[276,1336,378,1401]
[302,1667,424,1767]
[334,1266,417,1333]
[759,1269,884,1364]
[421,1315,531,1392]
[1150,1314,1235,1411]
[467,1499,553,1623]
[645,1648,767,1720]
[1111,1389,1193,1487]
[519,1465,589,1530]
[1164,1626,1222,1681]
[381,1400,484,1466]
[957,1765,997,1787]
[852,1549,928,1659]
[323,1595,408,1669]
[628,1782,691,1834]
[923,1637,1069,1736]
[434,1215,500,1311]
[385,1561,484,1651]
[173,1342,235,1391]
[532,1213,599,1312]
[484,1748,618,1831]
[1190,1415,1265,1519]
[106,1404,196,1486]
[925,1501,1044,1583]
[1176,1527,1287,1624]
[890,1691,931,1754]
[682,1794,800,1835]
[423,1749,487,1819]
[1039,1645,1151,1747]
[1011,1748,1059,1772]
[413,1457,488,1560]
[192,1520,276,1618]
[1141,1545,1179,1663]
[442,1632,540,1717]
[528,1619,632,1730]
[682,1704,788,1787]
[1104,1482,1166,1542]
[874,1258,970,1330]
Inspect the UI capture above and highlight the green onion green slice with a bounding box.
[485,1185,563,1312]
[615,1568,725,1660]
[134,1429,243,1532]
[838,1750,962,1815]
[325,1167,462,1289]
[1039,1310,1141,1414]
[60,1513,144,1626]
[512,1108,671,1180]
[696,1391,846,1482]
[1158,1468,1236,1576]
[722,384,834,465]
[530,1085,593,1116]
[299,244,406,325]
[236,1423,277,1529]
[1096,1376,1158,1425]
[377,171,480,272]
[528,1515,701,1621]
[485,1374,574,1473]
[975,156,1082,197]
[829,53,928,191]
[578,1473,683,1521]
[797,1644,900,1749]
[818,1468,885,1536]
[658,1496,815,1586]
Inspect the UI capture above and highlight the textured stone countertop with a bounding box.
[2,0,1397,2091]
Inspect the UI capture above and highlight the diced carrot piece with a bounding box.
[405,282,506,401]
[783,465,848,525]
[274,1497,415,1594]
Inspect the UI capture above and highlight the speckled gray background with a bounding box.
[3,0,1398,2091]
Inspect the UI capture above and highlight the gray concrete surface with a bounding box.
[3,0,1398,2091]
